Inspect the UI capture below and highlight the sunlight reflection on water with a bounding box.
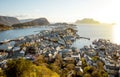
[113,24,120,44]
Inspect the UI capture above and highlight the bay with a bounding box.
[0,24,115,49]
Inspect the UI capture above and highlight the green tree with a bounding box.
[86,66,96,74]
[54,59,62,67]
[76,71,83,77]
[92,56,99,61]
[84,65,91,73]
[4,58,33,77]
[49,63,61,74]
[33,55,45,66]
[0,68,4,77]
[81,58,87,68]
[100,70,108,77]
[83,73,91,77]
[97,61,104,70]
[92,70,101,77]
[91,70,108,77]
[66,64,75,70]
[61,69,69,77]
[35,65,60,77]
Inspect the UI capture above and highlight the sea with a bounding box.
[0,24,116,49]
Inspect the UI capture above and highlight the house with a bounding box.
[71,54,81,60]
[76,60,82,66]
[75,66,83,72]
[12,46,20,51]
[63,57,74,61]
[19,50,25,57]
[61,49,73,58]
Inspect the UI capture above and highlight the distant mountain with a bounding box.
[0,23,12,31]
[12,18,50,28]
[49,22,76,26]
[75,18,100,24]
[20,19,34,23]
[0,16,20,26]
[49,22,68,26]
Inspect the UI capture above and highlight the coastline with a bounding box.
[0,26,119,77]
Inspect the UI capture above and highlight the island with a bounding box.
[12,18,50,28]
[75,18,100,24]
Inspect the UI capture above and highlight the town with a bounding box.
[0,26,120,77]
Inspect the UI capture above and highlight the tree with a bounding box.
[0,68,4,77]
[76,71,83,77]
[55,54,62,62]
[91,70,101,77]
[92,56,99,61]
[35,66,60,77]
[54,59,62,67]
[66,64,75,70]
[100,70,108,77]
[81,58,87,68]
[84,66,91,73]
[83,73,91,77]
[4,58,33,77]
[97,61,104,70]
[61,68,69,77]
[33,55,45,66]
[89,66,96,73]
[84,66,96,74]
[91,70,108,77]
[49,63,61,74]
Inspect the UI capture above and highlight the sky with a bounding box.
[0,0,120,23]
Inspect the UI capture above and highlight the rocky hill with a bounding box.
[0,16,20,26]
[12,18,50,28]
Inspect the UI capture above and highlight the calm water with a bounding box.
[72,24,114,48]
[0,24,118,49]
[0,26,51,41]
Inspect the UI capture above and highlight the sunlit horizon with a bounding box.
[0,0,120,23]
[1,0,120,42]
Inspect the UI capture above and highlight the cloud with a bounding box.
[14,15,29,19]
[14,14,39,19]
